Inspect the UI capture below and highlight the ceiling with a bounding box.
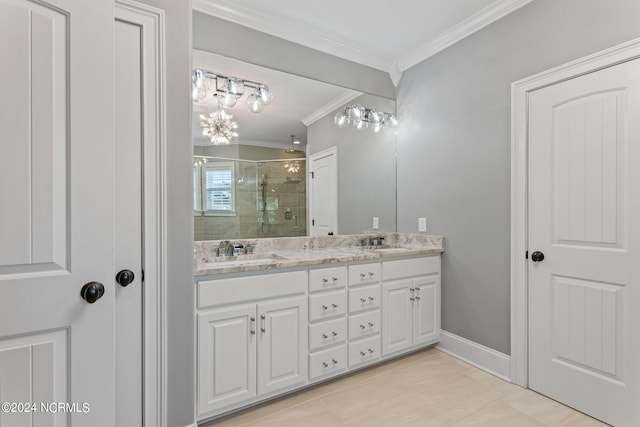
[192,0,534,84]
[193,50,359,147]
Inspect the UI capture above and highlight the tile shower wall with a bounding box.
[194,159,306,240]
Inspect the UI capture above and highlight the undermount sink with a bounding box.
[366,247,411,254]
[199,253,286,268]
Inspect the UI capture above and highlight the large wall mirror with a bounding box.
[193,50,397,241]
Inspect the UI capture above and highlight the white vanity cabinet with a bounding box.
[197,271,308,418]
[347,262,382,368]
[307,266,348,382]
[381,256,440,357]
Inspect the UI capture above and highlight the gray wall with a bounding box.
[309,93,397,234]
[396,0,640,354]
[139,0,194,426]
[193,12,395,99]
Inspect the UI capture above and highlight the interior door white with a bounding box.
[528,57,640,427]
[0,0,115,426]
[114,17,143,426]
[309,148,337,236]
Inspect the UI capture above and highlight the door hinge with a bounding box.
[525,250,528,260]
[310,172,314,179]
[141,269,145,283]
[312,219,315,226]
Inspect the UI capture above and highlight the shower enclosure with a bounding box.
[194,156,306,240]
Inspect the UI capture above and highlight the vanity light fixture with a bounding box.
[334,104,398,133]
[284,135,303,153]
[192,68,273,113]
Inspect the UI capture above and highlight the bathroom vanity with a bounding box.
[194,234,443,422]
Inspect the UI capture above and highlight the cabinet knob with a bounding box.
[332,331,338,336]
[332,277,338,281]
[332,359,338,365]
[368,272,374,277]
[360,324,366,329]
[322,333,328,339]
[368,348,374,354]
[369,296,375,301]
[368,322,374,327]
[332,303,338,308]
[360,297,366,303]
[322,278,328,283]
[360,273,366,278]
[323,362,329,368]
[360,351,366,356]
[322,304,328,310]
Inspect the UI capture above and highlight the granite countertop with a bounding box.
[194,233,443,276]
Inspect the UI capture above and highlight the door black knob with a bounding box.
[81,282,105,303]
[531,251,545,262]
[116,270,135,287]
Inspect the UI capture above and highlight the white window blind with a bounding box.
[204,163,235,212]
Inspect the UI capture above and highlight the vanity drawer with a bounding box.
[348,335,380,368]
[348,263,381,286]
[309,345,347,381]
[309,317,347,351]
[309,266,347,292]
[383,256,440,281]
[309,290,347,322]
[348,284,381,314]
[349,310,380,340]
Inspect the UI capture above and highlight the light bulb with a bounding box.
[353,119,367,130]
[216,93,237,108]
[246,94,264,113]
[255,84,273,105]
[372,122,382,133]
[192,69,207,102]
[368,109,382,123]
[224,77,244,97]
[348,104,364,120]
[334,111,350,128]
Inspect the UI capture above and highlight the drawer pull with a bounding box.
[360,297,366,303]
[368,322,374,327]
[322,304,328,310]
[250,316,256,335]
[332,358,338,365]
[322,278,328,283]
[322,333,328,339]
[260,314,266,333]
[369,296,375,302]
[368,272,374,277]
[332,303,338,308]
[360,351,366,356]
[323,361,329,368]
[332,331,338,336]
[360,324,366,329]
[360,273,366,278]
[332,277,338,281]
[368,348,374,354]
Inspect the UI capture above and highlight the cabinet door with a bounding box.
[413,275,440,347]
[381,279,413,356]
[257,296,308,395]
[197,304,257,416]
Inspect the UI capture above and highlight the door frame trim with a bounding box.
[115,1,167,425]
[510,37,640,387]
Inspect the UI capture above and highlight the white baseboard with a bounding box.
[182,423,198,427]
[436,330,512,382]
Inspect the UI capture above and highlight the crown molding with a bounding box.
[301,90,362,126]
[397,0,535,71]
[193,0,394,73]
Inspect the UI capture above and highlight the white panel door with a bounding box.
[0,0,115,426]
[198,305,257,416]
[257,296,307,395]
[528,58,640,426]
[309,148,337,236]
[381,280,413,356]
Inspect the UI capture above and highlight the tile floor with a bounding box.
[203,348,608,426]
